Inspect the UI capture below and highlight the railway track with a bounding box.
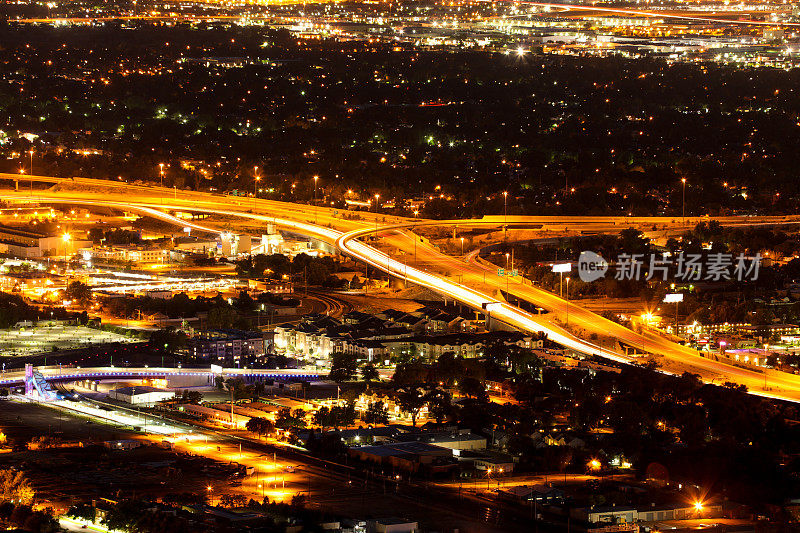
[305,290,352,318]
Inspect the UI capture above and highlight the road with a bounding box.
[493,1,800,27]
[40,392,523,531]
[0,366,320,388]
[11,2,798,27]
[368,226,800,401]
[305,290,352,319]
[2,175,800,400]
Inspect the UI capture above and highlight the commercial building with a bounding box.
[248,278,293,294]
[400,429,487,452]
[302,426,403,446]
[88,245,169,264]
[498,485,565,505]
[173,236,219,254]
[109,385,175,406]
[348,441,457,474]
[472,454,516,474]
[179,403,250,429]
[569,502,723,526]
[636,502,723,522]
[103,439,143,451]
[369,518,419,533]
[190,329,268,364]
[0,224,91,258]
[0,269,52,293]
[571,506,639,526]
[679,322,800,339]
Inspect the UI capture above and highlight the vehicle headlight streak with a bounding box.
[336,228,632,365]
[130,203,625,361]
[2,193,627,361]
[10,189,800,402]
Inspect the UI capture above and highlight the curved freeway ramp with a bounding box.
[3,184,800,401]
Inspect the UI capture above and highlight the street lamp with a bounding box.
[61,233,71,261]
[565,276,571,327]
[313,175,319,223]
[460,236,464,256]
[374,193,380,233]
[207,485,214,506]
[159,163,166,205]
[254,166,260,208]
[505,252,510,295]
[18,167,27,197]
[28,150,34,176]
[503,191,508,237]
[694,500,704,516]
[681,177,687,223]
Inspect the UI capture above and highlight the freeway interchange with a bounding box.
[3,174,800,402]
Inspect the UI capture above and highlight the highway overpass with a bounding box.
[0,366,320,388]
[3,177,800,401]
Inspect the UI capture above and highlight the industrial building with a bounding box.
[109,385,175,406]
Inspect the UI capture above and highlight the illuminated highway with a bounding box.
[12,3,799,27]
[0,366,320,388]
[502,1,800,27]
[2,175,800,400]
[368,225,800,402]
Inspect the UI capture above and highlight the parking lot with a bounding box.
[0,325,136,356]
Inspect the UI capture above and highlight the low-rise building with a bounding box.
[173,236,219,254]
[369,518,419,533]
[275,311,537,363]
[109,385,174,406]
[401,429,486,451]
[498,485,565,505]
[191,329,267,364]
[299,426,403,446]
[636,502,722,522]
[570,501,723,526]
[103,439,143,451]
[248,278,293,293]
[472,454,516,474]
[0,224,91,258]
[0,269,53,293]
[571,506,639,526]
[89,244,169,264]
[179,403,250,429]
[348,441,457,474]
